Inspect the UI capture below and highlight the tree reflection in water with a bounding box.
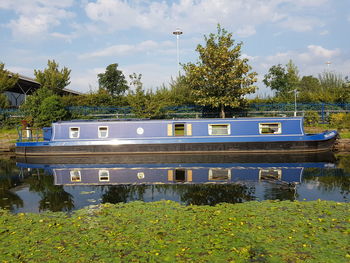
[102,185,148,204]
[26,170,74,212]
[0,158,23,211]
[303,167,350,201]
[171,184,255,206]
[101,184,255,206]
[263,184,298,201]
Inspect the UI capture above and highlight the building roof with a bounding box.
[7,73,83,96]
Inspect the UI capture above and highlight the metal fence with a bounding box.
[1,103,350,122]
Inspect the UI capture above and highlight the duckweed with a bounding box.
[0,200,349,262]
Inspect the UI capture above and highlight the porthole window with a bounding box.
[259,123,281,134]
[70,170,81,182]
[98,126,109,138]
[69,127,80,138]
[137,127,144,135]
[99,170,110,182]
[208,124,230,135]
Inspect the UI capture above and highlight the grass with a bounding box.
[0,200,349,262]
[0,128,17,139]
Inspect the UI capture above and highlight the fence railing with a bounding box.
[2,103,350,122]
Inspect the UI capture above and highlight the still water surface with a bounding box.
[1,153,349,213]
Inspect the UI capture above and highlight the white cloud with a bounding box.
[83,0,287,36]
[236,25,256,38]
[82,0,329,36]
[255,45,343,79]
[1,0,75,37]
[286,0,329,8]
[50,32,76,43]
[280,16,323,32]
[79,40,173,59]
[306,45,340,59]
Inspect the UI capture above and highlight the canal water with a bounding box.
[0,153,349,213]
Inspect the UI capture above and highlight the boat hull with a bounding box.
[16,136,337,156]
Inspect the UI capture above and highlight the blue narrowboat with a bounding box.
[15,117,338,156]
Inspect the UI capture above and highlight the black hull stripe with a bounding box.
[16,138,337,156]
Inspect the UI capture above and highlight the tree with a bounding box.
[263,60,299,100]
[0,94,10,108]
[318,71,347,103]
[127,73,170,118]
[167,75,196,106]
[36,95,69,127]
[183,25,257,118]
[298,76,320,102]
[98,63,129,97]
[127,73,148,118]
[21,87,68,127]
[21,87,55,123]
[0,62,18,93]
[34,60,71,94]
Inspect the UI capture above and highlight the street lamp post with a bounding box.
[293,89,297,117]
[173,28,183,75]
[289,88,298,116]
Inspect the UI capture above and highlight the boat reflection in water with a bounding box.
[13,152,345,211]
[17,152,336,187]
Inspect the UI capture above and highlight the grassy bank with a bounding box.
[0,201,349,262]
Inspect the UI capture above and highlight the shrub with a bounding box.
[0,93,10,108]
[304,111,320,126]
[329,113,350,130]
[36,95,69,127]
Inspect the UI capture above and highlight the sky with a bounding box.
[0,0,349,96]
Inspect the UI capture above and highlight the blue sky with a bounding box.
[0,0,349,95]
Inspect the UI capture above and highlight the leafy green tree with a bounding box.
[298,76,320,102]
[263,60,299,101]
[36,95,69,127]
[318,71,348,103]
[127,73,170,118]
[166,76,196,106]
[21,87,68,127]
[342,76,350,103]
[34,60,71,94]
[98,63,129,97]
[183,25,257,118]
[21,87,55,123]
[0,94,10,108]
[127,73,149,118]
[0,63,18,93]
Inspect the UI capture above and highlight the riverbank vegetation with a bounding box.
[0,200,349,262]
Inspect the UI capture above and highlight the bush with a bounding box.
[304,111,320,126]
[0,93,10,108]
[329,113,350,130]
[36,95,69,127]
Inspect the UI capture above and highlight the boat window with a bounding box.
[259,169,282,181]
[69,127,80,138]
[70,170,81,182]
[259,123,281,134]
[174,123,185,136]
[209,169,231,180]
[99,170,110,182]
[175,169,186,182]
[208,124,230,135]
[98,126,109,138]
